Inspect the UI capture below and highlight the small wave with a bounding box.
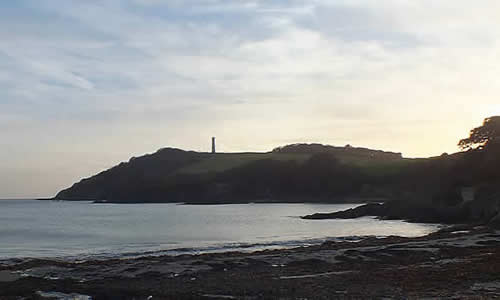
[0,233,400,265]
[6,235,374,263]
[37,291,91,300]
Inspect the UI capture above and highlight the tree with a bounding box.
[458,116,500,150]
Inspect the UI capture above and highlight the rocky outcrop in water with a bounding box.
[303,183,500,227]
[302,203,384,220]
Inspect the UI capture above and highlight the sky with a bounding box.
[2,0,500,198]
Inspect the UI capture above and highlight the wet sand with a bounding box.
[2,226,500,299]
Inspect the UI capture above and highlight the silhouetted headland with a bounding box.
[53,117,500,227]
[54,143,406,204]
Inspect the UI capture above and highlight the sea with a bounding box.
[0,200,441,260]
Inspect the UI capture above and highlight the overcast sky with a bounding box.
[2,0,500,198]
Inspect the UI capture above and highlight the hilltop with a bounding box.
[54,143,416,203]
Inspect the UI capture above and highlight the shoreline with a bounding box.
[33,196,387,205]
[0,229,434,264]
[2,225,500,299]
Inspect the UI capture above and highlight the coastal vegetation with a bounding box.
[304,116,500,226]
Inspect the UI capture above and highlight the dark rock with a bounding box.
[301,203,384,219]
[470,184,500,220]
[432,187,463,207]
[302,199,471,224]
[488,213,500,229]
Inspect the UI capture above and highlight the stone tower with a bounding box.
[211,137,216,153]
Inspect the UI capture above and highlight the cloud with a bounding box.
[1,0,500,197]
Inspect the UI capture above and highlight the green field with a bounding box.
[177,152,311,174]
[176,151,426,176]
[349,158,425,176]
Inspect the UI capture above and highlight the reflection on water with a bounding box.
[0,200,440,259]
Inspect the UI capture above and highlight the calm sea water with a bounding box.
[0,200,440,260]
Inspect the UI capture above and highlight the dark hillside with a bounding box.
[55,148,203,201]
[303,143,500,226]
[54,144,409,203]
[54,123,500,212]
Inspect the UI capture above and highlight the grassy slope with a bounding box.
[177,152,311,174]
[349,158,426,177]
[176,151,426,177]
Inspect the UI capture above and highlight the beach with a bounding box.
[2,225,500,299]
